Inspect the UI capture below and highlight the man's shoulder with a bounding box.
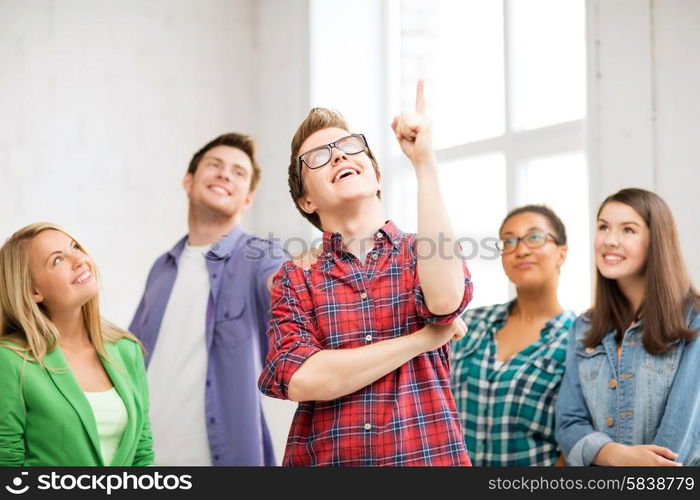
[146,236,187,271]
[235,233,289,267]
[149,251,172,269]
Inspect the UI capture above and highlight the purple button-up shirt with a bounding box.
[129,226,288,465]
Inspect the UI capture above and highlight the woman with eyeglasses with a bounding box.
[0,223,154,466]
[451,205,576,466]
[556,188,699,466]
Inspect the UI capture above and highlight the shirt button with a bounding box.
[608,379,617,389]
[371,253,378,260]
[360,292,368,299]
[606,417,614,427]
[585,347,595,353]
[365,335,372,342]
[213,455,219,461]
[210,417,216,424]
[212,273,218,279]
[206,380,211,387]
[224,312,229,319]
[364,423,372,431]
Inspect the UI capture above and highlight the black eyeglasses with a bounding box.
[296,134,369,191]
[495,230,560,255]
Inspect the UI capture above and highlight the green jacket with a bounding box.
[0,337,154,466]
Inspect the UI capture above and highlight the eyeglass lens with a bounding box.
[303,135,366,169]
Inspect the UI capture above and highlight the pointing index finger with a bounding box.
[415,79,426,114]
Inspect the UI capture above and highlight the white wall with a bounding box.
[0,0,256,326]
[587,0,700,285]
[246,0,312,465]
[0,0,302,463]
[247,0,314,245]
[2,0,699,465]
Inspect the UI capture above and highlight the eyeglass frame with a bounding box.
[495,230,562,255]
[296,133,370,193]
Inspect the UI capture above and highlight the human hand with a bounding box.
[292,244,322,270]
[390,80,436,169]
[418,317,467,353]
[595,443,682,466]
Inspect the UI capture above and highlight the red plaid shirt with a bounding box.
[258,221,473,466]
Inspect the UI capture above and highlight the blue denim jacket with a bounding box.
[555,308,700,466]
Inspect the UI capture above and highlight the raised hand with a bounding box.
[391,80,436,169]
[292,244,321,270]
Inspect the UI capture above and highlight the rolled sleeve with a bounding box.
[567,431,613,466]
[414,260,473,325]
[258,264,323,400]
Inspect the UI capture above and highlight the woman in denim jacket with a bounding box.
[556,188,699,466]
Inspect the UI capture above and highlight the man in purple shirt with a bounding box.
[130,133,287,465]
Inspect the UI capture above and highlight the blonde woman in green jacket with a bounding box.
[0,223,154,466]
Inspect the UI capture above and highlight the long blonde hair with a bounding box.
[0,222,140,364]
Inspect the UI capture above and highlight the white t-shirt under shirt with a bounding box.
[147,243,212,465]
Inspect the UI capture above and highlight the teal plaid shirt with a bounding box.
[450,301,575,466]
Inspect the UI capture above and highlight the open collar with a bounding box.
[43,342,136,466]
[322,220,403,255]
[167,226,246,264]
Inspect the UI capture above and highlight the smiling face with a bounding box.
[29,230,99,315]
[499,212,567,290]
[595,201,650,283]
[183,145,255,219]
[296,127,381,218]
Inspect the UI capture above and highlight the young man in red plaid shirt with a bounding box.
[258,82,473,466]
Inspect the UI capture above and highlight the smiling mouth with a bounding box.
[332,168,360,183]
[602,254,625,264]
[208,185,231,196]
[72,271,92,285]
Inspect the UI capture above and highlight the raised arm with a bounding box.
[391,81,465,315]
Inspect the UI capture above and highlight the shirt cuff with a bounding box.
[260,342,322,400]
[415,278,473,326]
[568,432,613,466]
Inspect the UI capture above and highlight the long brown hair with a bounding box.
[585,188,699,353]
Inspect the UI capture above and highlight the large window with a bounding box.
[387,0,590,312]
